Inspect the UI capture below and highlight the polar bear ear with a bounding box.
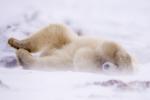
[114,50,133,67]
[101,41,119,58]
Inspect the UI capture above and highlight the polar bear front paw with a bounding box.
[16,49,34,68]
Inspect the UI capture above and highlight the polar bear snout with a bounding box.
[102,62,116,70]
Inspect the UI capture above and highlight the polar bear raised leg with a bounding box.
[8,24,77,53]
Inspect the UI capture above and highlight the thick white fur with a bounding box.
[8,24,135,73]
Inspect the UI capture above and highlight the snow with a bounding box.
[0,68,150,100]
[0,0,150,100]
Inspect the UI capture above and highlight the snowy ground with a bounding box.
[0,0,150,100]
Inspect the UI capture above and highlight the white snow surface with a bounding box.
[0,0,150,100]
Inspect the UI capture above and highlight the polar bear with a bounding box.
[8,24,135,73]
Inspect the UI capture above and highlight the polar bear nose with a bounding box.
[102,62,117,71]
[103,63,110,70]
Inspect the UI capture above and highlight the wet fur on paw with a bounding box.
[16,49,34,68]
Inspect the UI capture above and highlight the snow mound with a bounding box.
[0,68,150,100]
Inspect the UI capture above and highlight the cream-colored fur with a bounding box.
[8,24,135,73]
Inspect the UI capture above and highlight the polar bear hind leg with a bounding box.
[8,24,77,53]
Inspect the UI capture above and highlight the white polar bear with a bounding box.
[8,24,135,73]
